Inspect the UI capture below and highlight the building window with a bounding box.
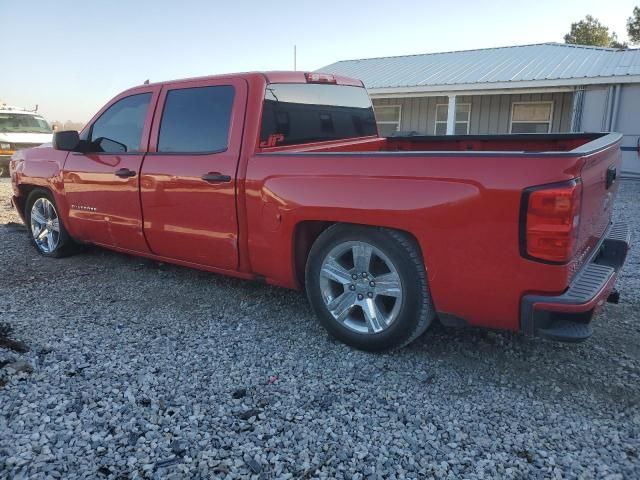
[373,105,401,136]
[510,102,553,133]
[435,103,471,135]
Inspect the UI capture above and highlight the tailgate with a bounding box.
[572,135,623,274]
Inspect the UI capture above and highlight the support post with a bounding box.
[610,84,621,132]
[446,95,456,135]
[570,86,585,133]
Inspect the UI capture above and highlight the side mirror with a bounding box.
[52,130,80,151]
[94,137,127,153]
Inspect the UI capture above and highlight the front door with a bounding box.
[63,87,160,252]
[139,78,247,270]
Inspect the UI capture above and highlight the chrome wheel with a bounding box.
[30,197,60,254]
[319,241,403,334]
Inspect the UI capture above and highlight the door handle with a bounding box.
[201,173,231,183]
[115,168,136,178]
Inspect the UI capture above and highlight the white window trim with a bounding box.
[509,101,554,133]
[374,104,402,133]
[434,103,471,135]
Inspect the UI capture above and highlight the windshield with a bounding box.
[0,113,52,134]
[260,83,377,147]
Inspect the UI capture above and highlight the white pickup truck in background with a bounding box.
[0,104,53,176]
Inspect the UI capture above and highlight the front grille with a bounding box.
[13,143,42,151]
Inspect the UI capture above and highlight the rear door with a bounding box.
[139,77,247,270]
[63,87,160,251]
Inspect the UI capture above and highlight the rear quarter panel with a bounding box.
[244,151,587,330]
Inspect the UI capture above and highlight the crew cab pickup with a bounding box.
[9,71,630,351]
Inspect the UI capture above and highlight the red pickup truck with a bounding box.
[9,71,630,351]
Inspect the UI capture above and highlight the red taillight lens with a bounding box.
[305,73,337,84]
[522,180,582,263]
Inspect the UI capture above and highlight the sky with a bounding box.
[2,0,638,122]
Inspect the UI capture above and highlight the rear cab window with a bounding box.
[260,83,377,148]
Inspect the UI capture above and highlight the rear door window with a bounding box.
[158,85,235,153]
[260,83,377,147]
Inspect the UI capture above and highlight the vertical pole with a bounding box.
[603,85,614,131]
[446,95,456,135]
[610,84,621,132]
[294,45,297,71]
[570,86,585,133]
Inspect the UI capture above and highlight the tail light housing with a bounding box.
[520,179,582,263]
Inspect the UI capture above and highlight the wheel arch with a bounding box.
[292,220,426,290]
[15,184,49,221]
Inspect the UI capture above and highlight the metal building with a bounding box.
[319,43,640,177]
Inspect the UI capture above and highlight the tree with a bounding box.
[564,15,625,48]
[609,33,628,49]
[628,7,640,45]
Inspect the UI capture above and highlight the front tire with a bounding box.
[25,189,76,258]
[305,225,434,351]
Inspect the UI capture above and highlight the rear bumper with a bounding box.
[520,222,631,342]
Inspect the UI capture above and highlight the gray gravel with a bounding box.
[0,177,638,479]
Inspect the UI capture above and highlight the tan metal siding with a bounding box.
[374,91,574,135]
[581,86,609,131]
[616,84,640,175]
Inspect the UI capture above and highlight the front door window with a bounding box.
[89,93,151,153]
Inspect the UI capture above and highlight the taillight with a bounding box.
[305,73,337,84]
[520,179,582,263]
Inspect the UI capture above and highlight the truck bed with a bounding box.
[265,133,609,155]
[250,132,623,332]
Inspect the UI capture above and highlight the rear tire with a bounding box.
[25,189,76,258]
[305,224,434,351]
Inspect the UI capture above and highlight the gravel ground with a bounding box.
[0,177,638,479]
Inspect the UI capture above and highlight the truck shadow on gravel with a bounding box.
[409,319,640,411]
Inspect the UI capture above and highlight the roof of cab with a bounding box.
[133,71,364,89]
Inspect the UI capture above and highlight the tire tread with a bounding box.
[386,228,434,349]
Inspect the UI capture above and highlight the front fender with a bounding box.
[11,146,69,224]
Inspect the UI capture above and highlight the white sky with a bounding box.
[2,0,637,122]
